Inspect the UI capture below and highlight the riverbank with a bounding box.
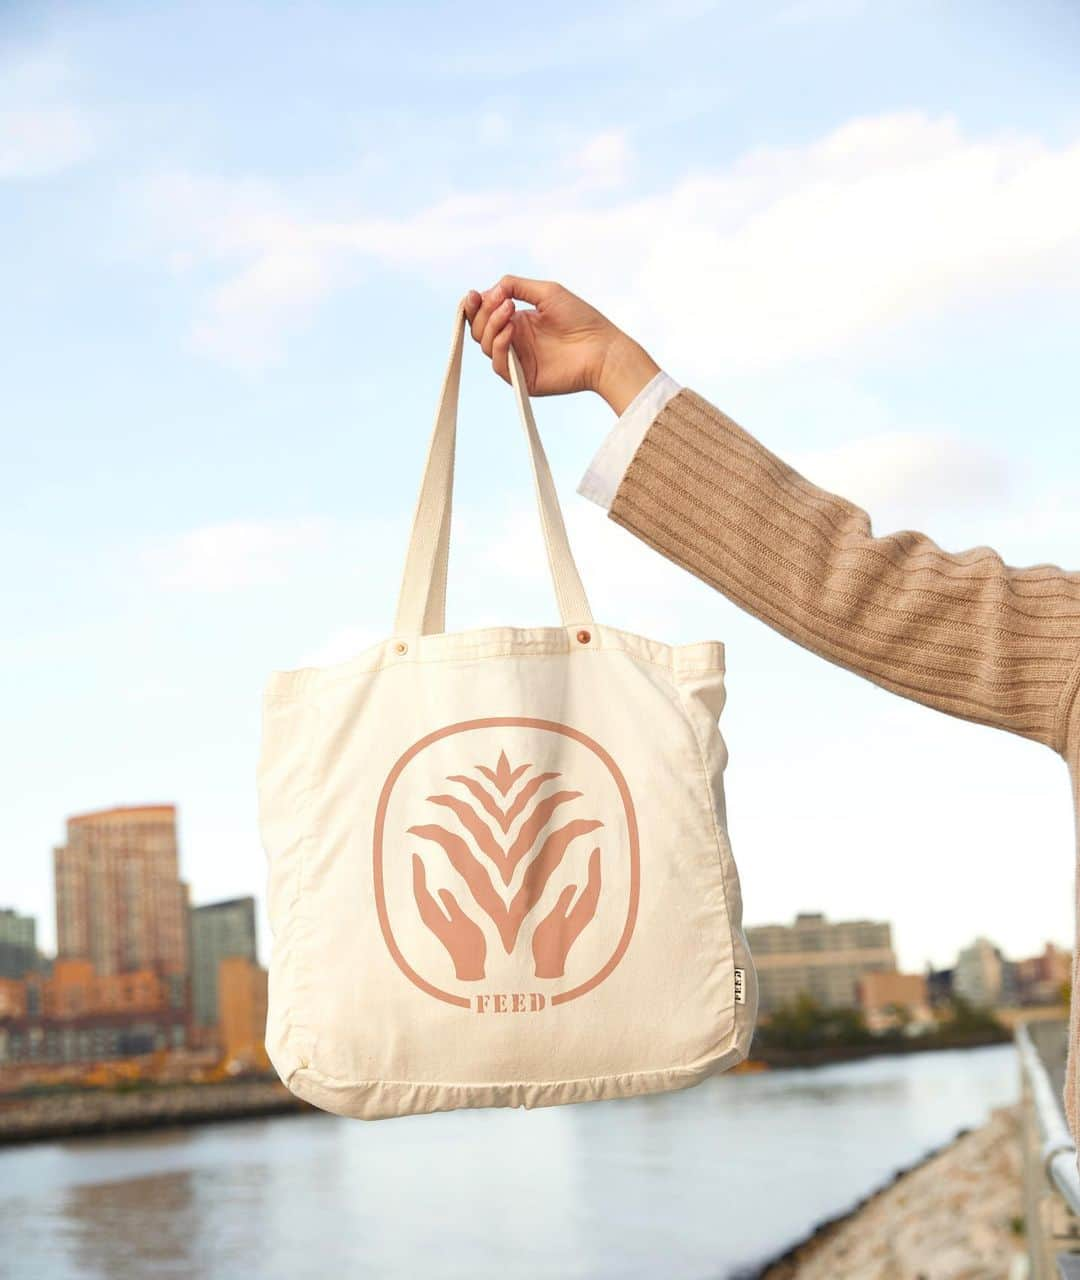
[750,1102,1025,1278]
[0,1078,311,1145]
[747,1026,1011,1069]
[0,1034,1014,1146]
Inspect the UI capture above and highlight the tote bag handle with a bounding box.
[394,298,594,637]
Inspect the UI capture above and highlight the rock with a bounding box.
[759,1104,1025,1279]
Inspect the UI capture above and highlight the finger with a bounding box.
[480,296,514,357]
[470,282,505,343]
[412,853,434,906]
[568,849,602,931]
[583,847,602,906]
[412,854,446,924]
[498,274,556,308]
[552,883,577,920]
[491,320,514,383]
[438,886,464,922]
[463,289,482,324]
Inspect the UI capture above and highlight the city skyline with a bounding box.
[0,798,1067,1078]
[0,799,267,1071]
[1,801,1070,982]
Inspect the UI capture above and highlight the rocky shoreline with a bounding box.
[0,1078,312,1145]
[747,1102,1025,1279]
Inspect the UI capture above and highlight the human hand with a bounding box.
[462,275,661,415]
[532,847,602,980]
[412,854,487,982]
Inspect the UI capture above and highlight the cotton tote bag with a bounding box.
[257,298,759,1119]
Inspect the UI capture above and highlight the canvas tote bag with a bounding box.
[257,297,758,1119]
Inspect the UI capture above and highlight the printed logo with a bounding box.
[372,717,639,1010]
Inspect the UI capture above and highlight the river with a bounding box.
[0,1043,1019,1280]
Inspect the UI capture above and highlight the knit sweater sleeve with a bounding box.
[608,387,1080,755]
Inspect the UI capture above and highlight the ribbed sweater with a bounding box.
[608,387,1080,1149]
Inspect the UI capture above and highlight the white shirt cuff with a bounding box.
[577,371,683,511]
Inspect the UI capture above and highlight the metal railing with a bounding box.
[1016,1022,1080,1217]
[1016,1020,1080,1279]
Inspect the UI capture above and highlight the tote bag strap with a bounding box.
[394,297,593,636]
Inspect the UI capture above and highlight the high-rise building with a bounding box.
[189,897,258,1028]
[745,911,897,1016]
[54,805,190,980]
[0,908,38,979]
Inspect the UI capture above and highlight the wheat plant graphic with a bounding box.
[408,748,604,982]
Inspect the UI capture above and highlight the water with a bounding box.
[0,1044,1019,1280]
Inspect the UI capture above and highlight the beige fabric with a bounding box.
[257,302,757,1119]
[608,386,1080,1159]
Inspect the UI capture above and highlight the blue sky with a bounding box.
[3,0,1079,978]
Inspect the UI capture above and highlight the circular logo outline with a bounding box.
[372,716,640,1009]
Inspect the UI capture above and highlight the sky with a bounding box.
[2,0,1079,979]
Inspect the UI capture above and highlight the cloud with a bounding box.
[789,430,1015,516]
[296,625,384,668]
[993,490,1080,562]
[0,52,96,180]
[140,110,1080,371]
[568,130,633,191]
[142,518,331,591]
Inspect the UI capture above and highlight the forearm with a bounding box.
[606,387,1080,754]
[594,333,662,416]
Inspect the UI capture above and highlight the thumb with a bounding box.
[497,274,556,307]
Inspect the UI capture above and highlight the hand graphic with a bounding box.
[532,848,602,979]
[412,854,487,981]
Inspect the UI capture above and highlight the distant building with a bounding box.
[953,937,1007,1008]
[190,898,258,1029]
[0,908,38,979]
[857,971,935,1034]
[1014,942,1071,1006]
[54,805,190,981]
[925,965,955,1008]
[0,977,26,1019]
[999,957,1021,1007]
[218,955,269,1067]
[0,958,187,1065]
[745,911,896,1016]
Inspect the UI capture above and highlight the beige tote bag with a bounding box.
[257,298,758,1119]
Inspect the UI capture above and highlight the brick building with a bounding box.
[54,805,190,982]
[0,958,187,1065]
[218,955,269,1067]
[857,970,935,1034]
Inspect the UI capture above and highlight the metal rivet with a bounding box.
[394,641,408,655]
[576,629,591,644]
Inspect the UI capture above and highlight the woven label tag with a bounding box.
[734,967,746,1005]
